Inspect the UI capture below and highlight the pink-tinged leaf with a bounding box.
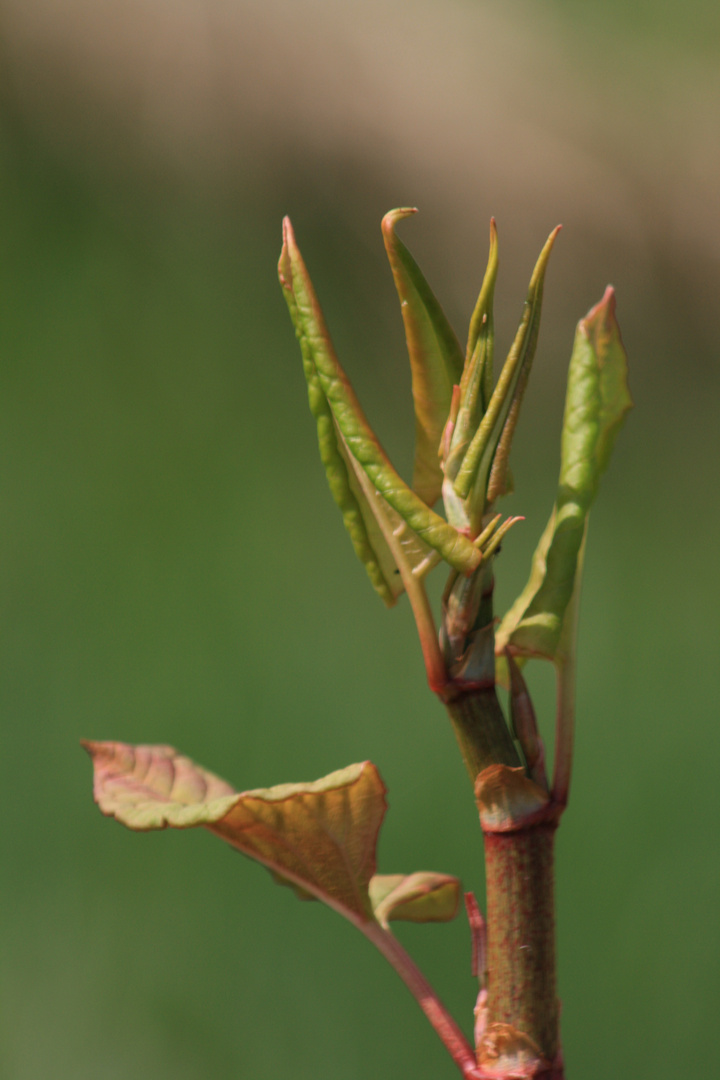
[83,741,386,922]
[369,872,461,929]
[83,741,239,828]
[382,208,464,507]
[84,742,478,1076]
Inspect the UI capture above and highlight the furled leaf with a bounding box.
[336,422,440,585]
[453,227,561,529]
[465,217,499,401]
[278,222,399,605]
[279,217,481,576]
[369,872,461,929]
[83,741,386,923]
[444,221,499,488]
[496,287,632,661]
[382,208,464,507]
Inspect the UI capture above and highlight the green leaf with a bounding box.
[336,420,439,578]
[279,217,481,576]
[453,227,561,527]
[83,741,386,923]
[465,217,499,401]
[496,287,632,661]
[369,872,461,929]
[382,209,464,507]
[444,220,499,489]
[278,221,400,605]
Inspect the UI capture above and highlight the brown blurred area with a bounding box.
[3,0,720,408]
[3,0,720,289]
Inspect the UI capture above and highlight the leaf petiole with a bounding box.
[362,921,480,1079]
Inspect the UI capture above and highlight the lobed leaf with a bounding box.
[496,287,632,661]
[83,741,386,922]
[369,872,461,929]
[382,209,464,507]
[279,217,481,576]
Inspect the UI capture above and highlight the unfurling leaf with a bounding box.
[83,741,462,934]
[453,227,561,529]
[279,217,481,578]
[443,221,499,497]
[83,741,385,922]
[496,286,632,662]
[466,218,499,378]
[335,421,440,588]
[369,872,461,929]
[278,220,400,605]
[382,208,464,507]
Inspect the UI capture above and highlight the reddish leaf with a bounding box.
[83,741,386,922]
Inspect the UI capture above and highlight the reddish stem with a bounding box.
[481,819,562,1076]
[362,921,480,1079]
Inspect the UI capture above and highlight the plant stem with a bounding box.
[440,559,521,779]
[444,687,521,779]
[362,921,480,1078]
[481,820,561,1074]
[438,550,562,1076]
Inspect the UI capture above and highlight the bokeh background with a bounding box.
[1,1,718,1078]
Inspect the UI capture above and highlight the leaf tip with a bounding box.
[583,283,615,323]
[579,283,633,413]
[544,222,562,252]
[381,206,419,239]
[527,224,561,291]
[80,738,110,763]
[278,216,295,285]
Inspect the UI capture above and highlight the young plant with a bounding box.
[84,208,631,1079]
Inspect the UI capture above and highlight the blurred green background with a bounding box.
[0,1,718,1077]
